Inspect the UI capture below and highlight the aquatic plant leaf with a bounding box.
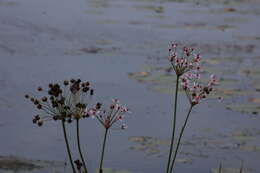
[0,155,65,171]
[211,167,251,173]
[97,168,133,173]
[239,145,260,152]
[226,104,260,115]
[176,158,193,164]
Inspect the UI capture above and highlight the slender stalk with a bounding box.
[166,75,180,173]
[218,162,222,173]
[62,120,76,173]
[76,119,88,173]
[239,161,244,173]
[99,128,109,173]
[169,105,193,173]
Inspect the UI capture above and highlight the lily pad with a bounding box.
[239,145,260,152]
[211,167,250,173]
[128,136,169,156]
[226,104,260,115]
[176,158,193,164]
[97,168,133,173]
[0,155,65,171]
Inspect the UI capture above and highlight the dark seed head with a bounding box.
[90,89,94,96]
[38,121,43,126]
[96,102,102,109]
[77,79,81,83]
[41,96,47,102]
[64,80,69,86]
[37,104,42,109]
[37,87,43,91]
[70,79,75,83]
[25,94,29,99]
[32,118,37,124]
[34,100,39,105]
[110,105,115,109]
[53,116,58,121]
[82,87,89,93]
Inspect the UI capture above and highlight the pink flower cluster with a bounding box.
[168,43,201,76]
[87,99,129,129]
[181,73,218,106]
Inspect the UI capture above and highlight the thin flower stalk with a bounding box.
[99,128,109,173]
[25,78,94,173]
[169,105,193,173]
[166,43,201,173]
[76,119,88,173]
[62,120,77,173]
[168,73,218,173]
[166,75,179,173]
[218,162,222,173]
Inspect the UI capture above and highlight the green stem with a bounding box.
[169,105,193,173]
[76,119,88,173]
[166,75,180,173]
[62,121,76,173]
[99,128,109,173]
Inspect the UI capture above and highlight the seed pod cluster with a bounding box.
[25,78,95,126]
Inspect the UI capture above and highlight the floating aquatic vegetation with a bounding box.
[96,168,133,173]
[211,167,252,173]
[0,155,65,172]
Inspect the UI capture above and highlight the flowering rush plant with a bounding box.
[88,99,130,173]
[166,43,218,173]
[25,79,94,173]
[25,78,130,173]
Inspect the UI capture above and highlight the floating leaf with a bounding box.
[248,98,260,104]
[97,168,133,173]
[0,155,64,171]
[211,167,251,173]
[226,104,260,115]
[239,145,260,152]
[176,158,193,164]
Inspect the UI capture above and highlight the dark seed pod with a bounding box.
[82,87,89,92]
[53,116,58,121]
[35,115,40,120]
[63,80,69,86]
[96,102,102,109]
[32,118,37,124]
[37,87,43,91]
[25,94,30,99]
[90,89,94,96]
[110,105,115,110]
[70,79,75,83]
[37,104,42,109]
[38,121,43,126]
[34,100,39,105]
[85,82,90,86]
[42,96,48,102]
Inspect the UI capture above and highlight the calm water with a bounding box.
[0,0,260,172]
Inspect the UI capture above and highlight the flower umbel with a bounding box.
[25,79,94,126]
[168,43,201,76]
[88,99,129,130]
[181,73,218,106]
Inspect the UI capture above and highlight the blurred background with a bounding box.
[0,0,260,172]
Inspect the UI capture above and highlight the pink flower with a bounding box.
[168,43,201,76]
[90,99,130,129]
[181,73,218,106]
